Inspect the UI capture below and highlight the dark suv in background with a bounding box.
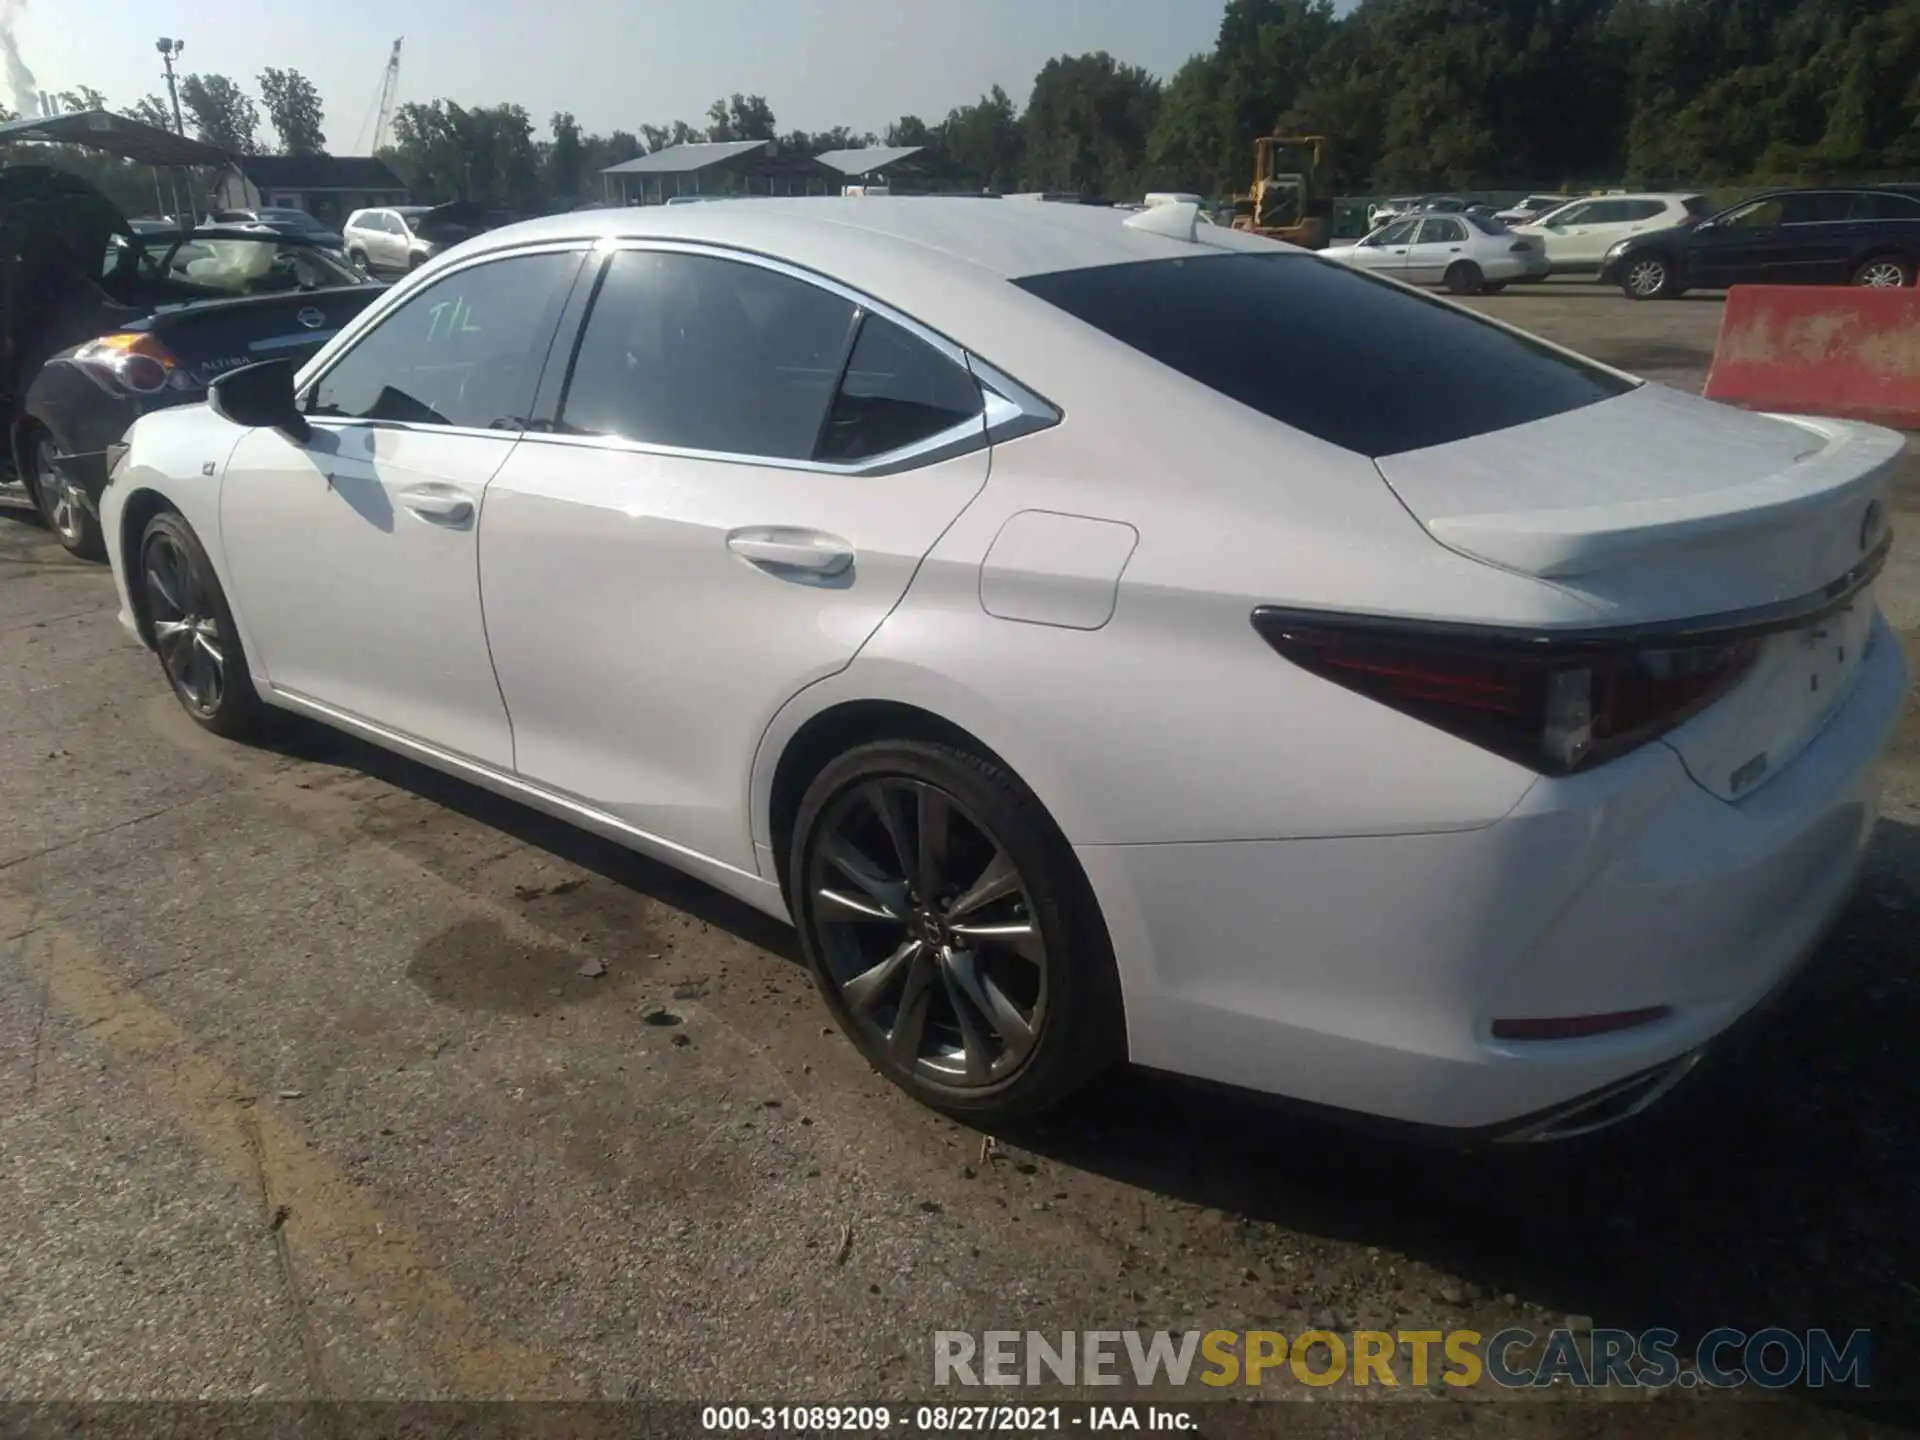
[1601,185,1920,298]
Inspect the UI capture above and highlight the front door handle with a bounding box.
[398,487,474,525]
[726,526,854,577]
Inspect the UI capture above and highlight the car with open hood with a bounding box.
[0,165,384,558]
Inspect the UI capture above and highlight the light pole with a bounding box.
[156,38,185,135]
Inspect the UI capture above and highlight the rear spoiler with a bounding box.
[1419,416,1904,579]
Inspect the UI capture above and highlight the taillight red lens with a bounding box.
[1251,610,1760,776]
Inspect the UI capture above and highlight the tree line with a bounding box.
[5,0,1916,218]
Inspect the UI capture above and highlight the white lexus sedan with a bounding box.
[100,198,1906,1141]
[1321,212,1550,294]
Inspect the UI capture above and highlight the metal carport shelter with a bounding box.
[0,109,232,218]
[813,146,924,188]
[601,139,835,204]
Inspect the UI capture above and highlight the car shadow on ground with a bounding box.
[252,714,804,964]
[1010,815,1920,1419]
[252,715,1916,1417]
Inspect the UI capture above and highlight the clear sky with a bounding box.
[16,0,1232,149]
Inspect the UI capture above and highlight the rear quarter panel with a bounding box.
[751,340,1616,856]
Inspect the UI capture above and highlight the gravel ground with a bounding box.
[0,280,1914,1436]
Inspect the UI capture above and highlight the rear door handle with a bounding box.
[726,526,854,577]
[398,487,474,525]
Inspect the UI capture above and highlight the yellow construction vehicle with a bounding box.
[1231,135,1332,249]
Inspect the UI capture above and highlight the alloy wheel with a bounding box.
[35,437,83,545]
[808,778,1048,1089]
[143,532,226,717]
[1858,260,1907,288]
[1626,259,1667,297]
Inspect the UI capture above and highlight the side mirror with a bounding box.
[208,358,310,443]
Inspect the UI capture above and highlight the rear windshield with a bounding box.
[1466,213,1509,234]
[1013,253,1632,458]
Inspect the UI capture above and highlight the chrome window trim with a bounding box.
[296,240,598,402]
[294,234,1062,476]
[509,236,1060,477]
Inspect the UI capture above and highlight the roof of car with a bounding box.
[460,195,1281,283]
[431,198,1292,393]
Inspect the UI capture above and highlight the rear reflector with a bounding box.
[1492,1007,1672,1041]
[1251,608,1760,776]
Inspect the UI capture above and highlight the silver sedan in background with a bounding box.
[1321,212,1550,294]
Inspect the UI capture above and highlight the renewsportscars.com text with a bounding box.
[933,1327,1871,1390]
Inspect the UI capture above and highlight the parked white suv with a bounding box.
[342,204,482,274]
[1513,193,1712,273]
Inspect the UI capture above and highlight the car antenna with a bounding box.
[1123,200,1201,243]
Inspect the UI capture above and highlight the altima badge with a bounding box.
[296,307,326,330]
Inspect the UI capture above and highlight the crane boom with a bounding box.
[371,38,403,152]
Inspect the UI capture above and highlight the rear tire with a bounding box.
[789,739,1124,1122]
[25,428,104,560]
[1621,254,1674,300]
[139,511,267,739]
[1852,255,1913,288]
[1479,281,1508,295]
[1444,261,1484,296]
[347,246,370,270]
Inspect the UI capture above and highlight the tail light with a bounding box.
[1251,608,1760,776]
[1509,240,1534,252]
[69,332,192,397]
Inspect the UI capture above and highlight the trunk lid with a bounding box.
[129,284,385,390]
[1374,382,1902,799]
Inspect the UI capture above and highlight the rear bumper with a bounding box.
[1488,254,1552,282]
[1077,612,1907,1132]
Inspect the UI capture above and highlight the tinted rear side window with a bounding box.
[816,314,983,462]
[1014,253,1631,457]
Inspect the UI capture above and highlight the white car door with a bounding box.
[219,246,588,766]
[1606,198,1675,253]
[478,245,1001,873]
[1345,217,1420,275]
[381,212,412,270]
[1528,199,1599,267]
[1404,216,1470,283]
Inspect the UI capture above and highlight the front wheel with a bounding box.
[139,511,267,739]
[1621,255,1674,300]
[27,430,104,560]
[1444,261,1485,296]
[1852,256,1913,288]
[789,740,1123,1121]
